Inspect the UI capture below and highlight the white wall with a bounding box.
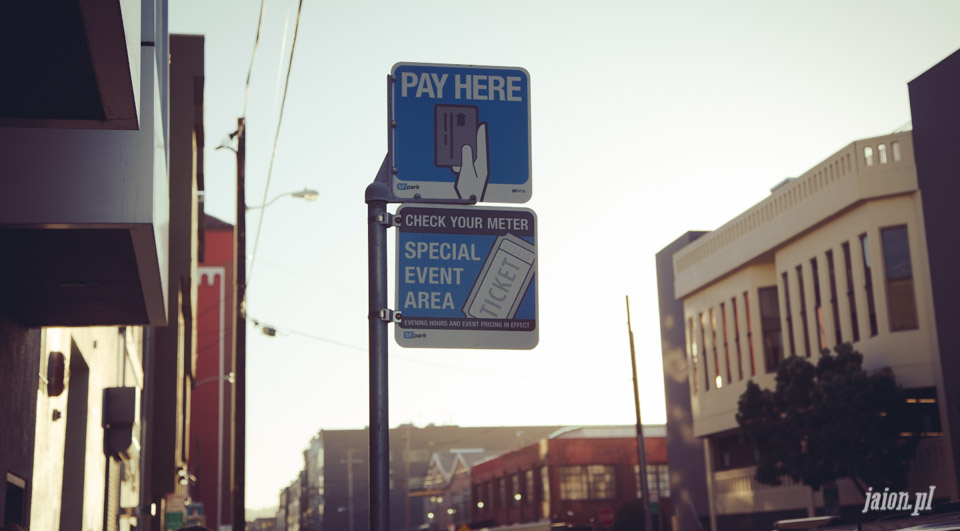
[31,327,145,530]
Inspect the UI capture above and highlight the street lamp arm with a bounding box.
[246,187,319,210]
[193,372,236,389]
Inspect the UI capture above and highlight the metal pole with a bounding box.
[627,295,654,531]
[365,71,397,531]
[367,185,390,531]
[404,426,411,531]
[234,117,247,531]
[346,448,356,531]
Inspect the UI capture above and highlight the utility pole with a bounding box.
[627,295,654,531]
[404,426,411,531]
[234,117,247,531]
[342,447,361,531]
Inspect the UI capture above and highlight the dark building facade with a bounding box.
[141,32,205,531]
[656,231,709,531]
[907,47,960,499]
[0,319,41,527]
[0,10,209,529]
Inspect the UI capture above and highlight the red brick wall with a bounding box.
[470,437,669,528]
[190,227,235,528]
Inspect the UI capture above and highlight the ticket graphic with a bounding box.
[462,234,536,319]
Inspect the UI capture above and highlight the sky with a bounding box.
[170,0,960,512]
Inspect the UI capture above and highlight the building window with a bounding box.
[878,143,888,164]
[796,265,811,357]
[525,470,534,505]
[688,317,699,394]
[699,313,710,391]
[559,465,616,500]
[635,464,670,500]
[859,234,879,336]
[511,474,520,506]
[4,473,26,527]
[710,308,721,388]
[559,466,587,500]
[744,291,757,377]
[711,431,759,471]
[758,287,783,373]
[652,464,670,498]
[902,388,942,436]
[864,145,874,166]
[892,141,901,161]
[720,302,733,383]
[782,272,796,357]
[826,250,843,345]
[881,225,919,331]
[731,297,744,380]
[842,242,861,342]
[499,477,506,510]
[811,258,825,352]
[540,467,550,519]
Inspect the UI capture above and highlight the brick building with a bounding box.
[469,426,671,530]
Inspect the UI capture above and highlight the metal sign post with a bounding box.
[365,63,532,531]
[365,158,393,531]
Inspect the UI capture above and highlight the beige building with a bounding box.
[665,128,958,527]
[659,48,960,527]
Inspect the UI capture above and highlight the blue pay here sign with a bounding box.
[395,204,537,349]
[390,63,531,203]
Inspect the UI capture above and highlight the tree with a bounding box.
[735,343,919,496]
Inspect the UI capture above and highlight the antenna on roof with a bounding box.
[891,120,912,133]
[770,177,795,194]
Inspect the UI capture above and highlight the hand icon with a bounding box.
[452,123,489,201]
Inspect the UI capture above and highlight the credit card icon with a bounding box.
[463,234,536,319]
[435,104,478,168]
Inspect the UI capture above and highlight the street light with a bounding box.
[249,318,277,337]
[246,188,319,210]
[192,372,236,389]
[243,186,319,308]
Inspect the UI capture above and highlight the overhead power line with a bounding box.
[247,0,305,292]
[243,0,266,119]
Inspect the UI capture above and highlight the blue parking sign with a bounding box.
[390,63,531,203]
[395,204,537,349]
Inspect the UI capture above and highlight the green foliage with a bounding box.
[735,343,919,494]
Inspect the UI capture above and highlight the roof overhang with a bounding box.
[0,0,141,129]
[0,46,168,327]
